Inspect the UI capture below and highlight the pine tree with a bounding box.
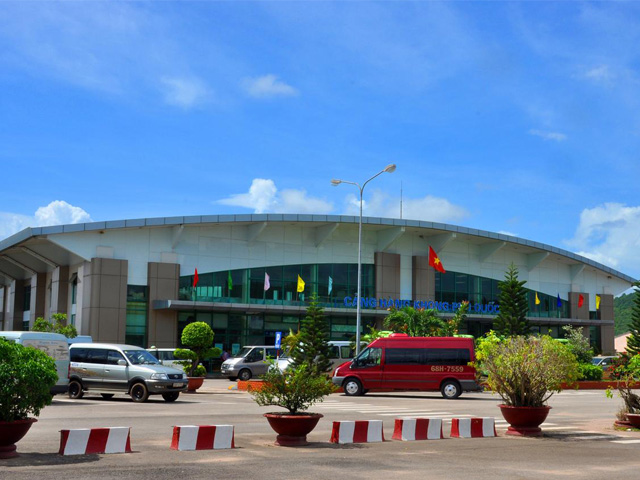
[625,282,640,356]
[291,294,333,376]
[493,263,530,336]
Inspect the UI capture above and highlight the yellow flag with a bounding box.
[297,275,305,293]
[596,295,601,310]
[535,292,540,305]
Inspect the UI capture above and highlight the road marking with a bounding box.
[611,439,640,444]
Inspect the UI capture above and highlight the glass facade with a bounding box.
[434,271,570,318]
[179,263,375,309]
[126,285,148,347]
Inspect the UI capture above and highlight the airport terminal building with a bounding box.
[0,214,635,354]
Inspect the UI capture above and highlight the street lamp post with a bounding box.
[331,164,396,356]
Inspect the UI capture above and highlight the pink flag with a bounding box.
[264,272,270,291]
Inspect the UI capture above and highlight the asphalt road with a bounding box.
[3,380,640,480]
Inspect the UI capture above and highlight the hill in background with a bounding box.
[614,292,636,336]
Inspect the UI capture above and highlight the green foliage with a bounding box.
[493,263,530,336]
[174,322,221,377]
[625,282,640,356]
[0,337,58,421]
[606,353,640,414]
[474,335,578,407]
[562,325,594,364]
[384,302,469,337]
[32,313,77,338]
[384,307,444,336]
[250,362,336,414]
[614,291,636,335]
[290,295,332,376]
[577,363,603,381]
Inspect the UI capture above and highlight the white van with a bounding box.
[147,347,181,369]
[0,331,70,395]
[278,341,365,372]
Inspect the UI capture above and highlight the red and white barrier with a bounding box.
[392,418,443,441]
[170,425,235,451]
[450,417,496,438]
[330,420,384,444]
[59,427,132,455]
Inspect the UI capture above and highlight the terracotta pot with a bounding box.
[0,418,37,459]
[186,377,205,392]
[499,404,551,437]
[263,413,323,446]
[625,413,640,428]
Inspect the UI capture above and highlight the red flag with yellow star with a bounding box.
[428,246,446,273]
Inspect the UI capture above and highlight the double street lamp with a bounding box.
[331,164,397,355]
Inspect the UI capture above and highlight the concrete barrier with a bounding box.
[170,425,235,451]
[392,418,443,441]
[330,420,385,444]
[450,418,496,438]
[59,427,132,455]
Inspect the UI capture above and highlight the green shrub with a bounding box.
[474,335,579,407]
[250,362,336,414]
[577,363,603,381]
[0,338,58,421]
[174,322,221,377]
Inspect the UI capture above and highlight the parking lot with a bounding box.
[3,380,640,480]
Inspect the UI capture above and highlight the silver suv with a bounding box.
[220,345,281,381]
[69,343,188,402]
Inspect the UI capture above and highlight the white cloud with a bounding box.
[217,179,332,214]
[242,74,299,98]
[160,77,210,108]
[584,65,614,83]
[498,230,518,237]
[0,201,92,241]
[343,190,469,224]
[565,203,640,276]
[528,129,567,142]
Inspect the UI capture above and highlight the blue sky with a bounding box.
[0,1,639,279]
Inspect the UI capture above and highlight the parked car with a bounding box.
[592,355,617,378]
[147,347,181,369]
[332,334,481,399]
[68,343,187,402]
[220,345,280,381]
[0,331,70,395]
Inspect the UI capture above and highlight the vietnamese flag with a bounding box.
[193,268,199,288]
[578,294,584,308]
[428,246,446,273]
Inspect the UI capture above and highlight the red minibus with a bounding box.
[331,334,481,399]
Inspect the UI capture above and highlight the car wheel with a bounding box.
[441,379,462,399]
[100,393,114,400]
[162,392,180,402]
[228,377,237,382]
[130,382,150,403]
[68,380,84,399]
[238,369,252,381]
[343,377,364,396]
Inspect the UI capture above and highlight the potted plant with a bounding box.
[0,337,58,458]
[606,353,640,428]
[250,362,336,446]
[475,334,578,436]
[174,322,221,392]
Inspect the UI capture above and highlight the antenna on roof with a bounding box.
[400,181,403,219]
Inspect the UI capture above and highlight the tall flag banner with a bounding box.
[535,292,540,305]
[578,294,584,308]
[297,275,305,293]
[428,246,446,273]
[557,294,562,308]
[328,276,333,295]
[264,272,270,291]
[596,295,601,310]
[228,271,233,292]
[193,268,199,288]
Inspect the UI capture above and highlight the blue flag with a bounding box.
[557,294,562,308]
[328,276,333,295]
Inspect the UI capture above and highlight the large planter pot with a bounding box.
[499,404,551,437]
[186,377,205,392]
[625,413,640,428]
[0,418,37,459]
[263,413,323,446]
